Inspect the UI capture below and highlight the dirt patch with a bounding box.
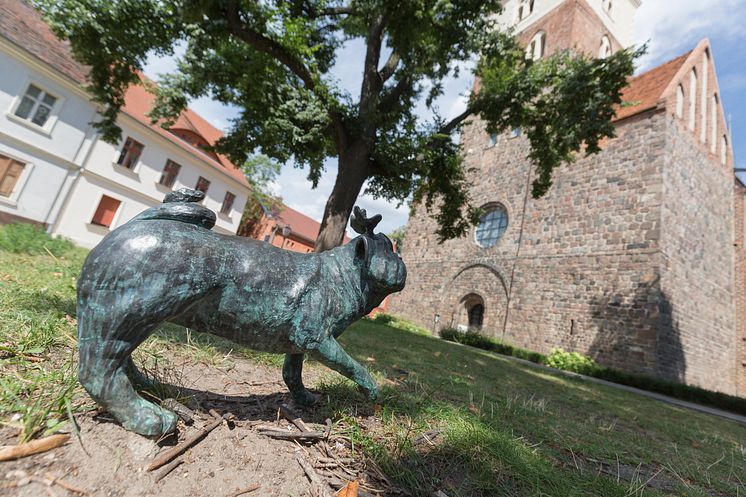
[1,359,394,497]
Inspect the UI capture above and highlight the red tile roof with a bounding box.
[273,204,351,245]
[0,0,248,187]
[0,0,89,83]
[614,51,692,122]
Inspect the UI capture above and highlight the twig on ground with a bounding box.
[297,455,334,497]
[153,458,184,483]
[147,410,230,471]
[324,418,332,439]
[43,473,90,496]
[0,434,70,462]
[227,483,261,497]
[258,429,326,441]
[279,404,310,432]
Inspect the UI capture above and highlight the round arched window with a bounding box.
[475,205,509,248]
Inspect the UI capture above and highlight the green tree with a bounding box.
[37,0,641,250]
[388,225,405,252]
[236,154,283,238]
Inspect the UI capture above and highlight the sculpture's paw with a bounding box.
[120,402,178,437]
[292,388,318,407]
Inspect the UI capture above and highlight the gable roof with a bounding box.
[0,0,248,188]
[122,82,249,186]
[614,51,692,122]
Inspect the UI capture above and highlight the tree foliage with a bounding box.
[236,154,283,239]
[36,0,641,246]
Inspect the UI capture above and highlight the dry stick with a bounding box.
[153,458,184,483]
[258,429,326,441]
[226,483,261,497]
[43,473,90,496]
[147,410,228,471]
[279,404,310,432]
[324,418,332,439]
[0,434,70,462]
[296,455,333,496]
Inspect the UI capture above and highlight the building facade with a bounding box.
[0,0,250,247]
[391,0,746,397]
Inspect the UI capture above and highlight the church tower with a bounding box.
[495,0,641,60]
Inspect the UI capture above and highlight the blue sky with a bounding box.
[145,0,746,234]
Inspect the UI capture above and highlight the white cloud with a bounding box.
[635,0,746,70]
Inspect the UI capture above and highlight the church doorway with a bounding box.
[458,293,485,331]
[468,303,485,329]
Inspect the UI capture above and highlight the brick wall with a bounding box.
[657,116,737,393]
[735,180,746,397]
[392,109,669,376]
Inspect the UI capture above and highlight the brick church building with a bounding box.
[390,0,746,398]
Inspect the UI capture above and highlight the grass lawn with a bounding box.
[1,223,744,496]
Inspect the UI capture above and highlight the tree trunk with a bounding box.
[314,145,369,252]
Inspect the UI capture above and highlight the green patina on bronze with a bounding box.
[76,189,406,436]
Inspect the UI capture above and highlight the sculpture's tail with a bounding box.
[132,188,216,229]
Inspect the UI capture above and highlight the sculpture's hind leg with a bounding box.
[78,305,178,437]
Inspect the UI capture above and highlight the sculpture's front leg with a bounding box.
[282,353,317,406]
[311,338,378,401]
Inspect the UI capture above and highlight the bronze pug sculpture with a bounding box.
[76,188,406,436]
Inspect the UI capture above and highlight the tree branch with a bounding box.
[319,6,357,16]
[225,1,347,152]
[439,108,473,135]
[379,51,400,83]
[359,13,386,111]
[225,2,317,90]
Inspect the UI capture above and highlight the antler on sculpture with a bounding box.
[350,206,382,236]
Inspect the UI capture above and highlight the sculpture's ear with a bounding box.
[354,236,369,266]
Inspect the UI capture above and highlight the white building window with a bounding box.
[510,127,521,139]
[675,85,684,119]
[527,31,546,60]
[711,94,719,154]
[599,36,612,58]
[688,69,697,131]
[221,191,236,215]
[517,0,535,22]
[13,84,58,128]
[487,133,498,148]
[116,137,144,170]
[603,0,613,15]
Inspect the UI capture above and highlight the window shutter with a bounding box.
[91,195,121,227]
[0,156,25,197]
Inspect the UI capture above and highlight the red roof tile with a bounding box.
[0,0,248,187]
[0,0,89,83]
[274,204,351,245]
[614,51,692,122]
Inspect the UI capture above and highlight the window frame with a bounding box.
[474,203,510,249]
[527,31,546,60]
[8,81,65,134]
[158,159,182,189]
[0,152,32,204]
[195,176,211,194]
[220,191,236,215]
[89,193,123,229]
[599,36,612,59]
[115,137,145,171]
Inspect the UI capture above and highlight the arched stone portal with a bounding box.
[442,264,508,338]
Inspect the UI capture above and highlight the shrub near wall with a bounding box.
[438,328,746,416]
